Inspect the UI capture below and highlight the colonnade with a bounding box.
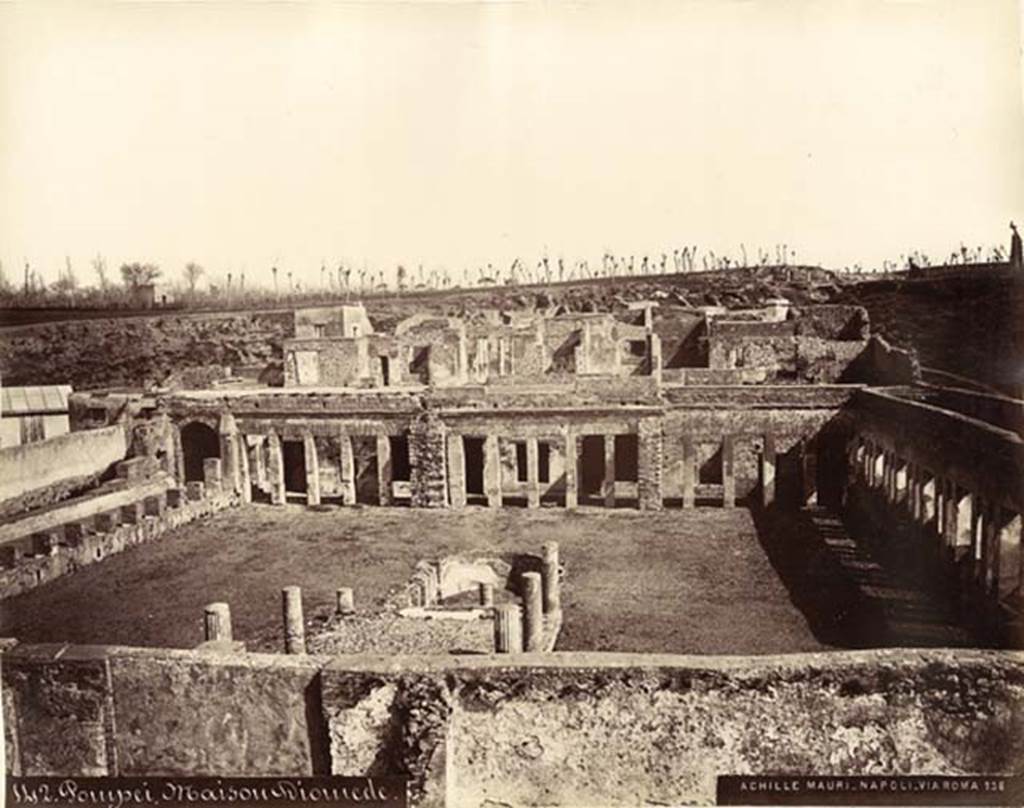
[849,436,1023,613]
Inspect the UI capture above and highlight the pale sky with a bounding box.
[1,1,1022,290]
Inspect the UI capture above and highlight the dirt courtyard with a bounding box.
[1,504,832,655]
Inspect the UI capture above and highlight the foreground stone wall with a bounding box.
[4,645,1023,807]
[0,425,128,516]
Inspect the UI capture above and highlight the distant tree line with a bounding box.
[0,237,1015,311]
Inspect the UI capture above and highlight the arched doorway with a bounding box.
[181,421,220,482]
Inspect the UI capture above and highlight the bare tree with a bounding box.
[92,254,109,290]
[120,262,161,288]
[183,262,204,293]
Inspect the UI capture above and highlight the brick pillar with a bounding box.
[637,418,663,511]
[377,434,392,506]
[410,412,449,508]
[761,434,776,508]
[484,434,501,508]
[172,422,186,485]
[721,434,735,509]
[303,434,321,506]
[339,434,356,506]
[447,433,467,509]
[526,437,540,509]
[267,431,286,505]
[603,435,616,508]
[563,426,578,510]
[681,434,696,509]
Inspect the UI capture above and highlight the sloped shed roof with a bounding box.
[1,385,73,416]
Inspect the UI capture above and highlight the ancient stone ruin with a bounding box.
[2,293,1022,806]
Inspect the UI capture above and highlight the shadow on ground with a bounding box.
[751,504,978,649]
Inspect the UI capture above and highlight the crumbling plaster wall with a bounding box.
[0,426,128,516]
[4,646,1023,808]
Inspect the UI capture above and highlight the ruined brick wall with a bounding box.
[661,407,841,501]
[409,411,448,508]
[283,339,365,387]
[4,647,1022,807]
[844,335,920,385]
[636,418,663,509]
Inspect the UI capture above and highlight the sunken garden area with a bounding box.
[3,265,1024,807]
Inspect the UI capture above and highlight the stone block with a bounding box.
[203,457,223,492]
[0,545,22,567]
[64,521,91,547]
[120,502,145,525]
[116,456,154,481]
[94,510,119,533]
[2,645,111,776]
[166,488,184,508]
[186,480,205,501]
[31,531,61,556]
[108,652,321,775]
[143,493,166,517]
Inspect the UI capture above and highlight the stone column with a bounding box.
[282,586,306,654]
[936,477,949,540]
[894,458,908,505]
[982,502,1001,598]
[446,433,467,509]
[998,510,1022,600]
[493,604,523,653]
[955,489,974,556]
[921,475,937,526]
[252,438,267,490]
[219,413,241,494]
[682,434,696,508]
[603,435,616,508]
[871,445,884,489]
[526,437,540,509]
[339,433,356,505]
[204,603,232,642]
[800,438,817,507]
[377,433,392,506]
[484,434,501,508]
[970,498,987,586]
[761,434,776,508]
[237,433,252,504]
[171,422,186,485]
[721,434,735,508]
[542,542,562,614]
[522,572,543,652]
[303,433,321,507]
[267,431,286,505]
[907,463,921,521]
[648,333,662,384]
[563,426,578,510]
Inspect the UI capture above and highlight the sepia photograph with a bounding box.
[1,1,1023,806]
